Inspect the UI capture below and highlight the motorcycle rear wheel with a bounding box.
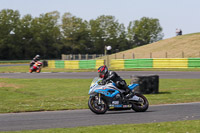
[131,93,149,112]
[88,96,108,114]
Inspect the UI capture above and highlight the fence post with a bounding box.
[61,54,65,60]
[182,51,184,58]
[150,52,152,58]
[115,54,116,59]
[132,53,135,59]
[165,52,168,58]
[70,54,72,60]
[123,54,125,59]
[93,54,96,59]
[79,54,81,60]
[107,55,109,67]
[86,54,88,60]
[73,55,76,60]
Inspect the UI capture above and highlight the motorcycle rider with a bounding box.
[98,65,134,99]
[30,55,40,67]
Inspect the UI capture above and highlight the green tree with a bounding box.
[127,17,164,46]
[89,15,127,54]
[0,9,21,59]
[28,11,61,59]
[17,14,33,59]
[38,11,61,59]
[61,12,91,54]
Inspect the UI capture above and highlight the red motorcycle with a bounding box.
[29,61,43,73]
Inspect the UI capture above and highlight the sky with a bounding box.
[1,0,200,39]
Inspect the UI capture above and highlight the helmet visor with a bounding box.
[98,71,105,78]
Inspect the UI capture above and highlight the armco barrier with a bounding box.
[47,60,104,69]
[153,58,188,68]
[64,60,79,69]
[79,60,96,69]
[48,60,55,68]
[55,60,65,68]
[110,59,124,69]
[96,60,105,69]
[125,59,153,68]
[110,58,200,69]
[188,58,200,68]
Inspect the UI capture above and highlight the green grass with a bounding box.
[0,60,30,64]
[0,78,200,113]
[0,66,29,73]
[2,120,200,133]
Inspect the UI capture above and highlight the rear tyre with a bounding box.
[131,93,149,112]
[88,96,108,114]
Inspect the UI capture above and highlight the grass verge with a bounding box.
[2,120,200,133]
[0,78,200,113]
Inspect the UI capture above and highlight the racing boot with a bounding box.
[124,87,134,99]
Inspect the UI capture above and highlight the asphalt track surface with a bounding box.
[1,71,200,79]
[0,102,200,131]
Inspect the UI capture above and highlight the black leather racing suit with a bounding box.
[30,58,39,67]
[30,58,36,67]
[103,71,130,94]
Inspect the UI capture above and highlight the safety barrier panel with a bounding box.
[64,60,79,69]
[48,60,55,68]
[79,60,96,69]
[95,60,105,69]
[125,59,153,68]
[110,59,125,69]
[55,60,65,68]
[110,58,200,69]
[47,60,104,69]
[153,58,188,68]
[188,58,200,68]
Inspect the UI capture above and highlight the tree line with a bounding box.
[0,9,164,60]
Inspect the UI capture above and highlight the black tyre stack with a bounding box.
[42,60,48,67]
[131,75,159,94]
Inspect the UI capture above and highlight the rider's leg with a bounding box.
[124,85,134,99]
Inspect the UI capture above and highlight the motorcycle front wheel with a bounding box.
[131,93,149,112]
[29,69,33,73]
[36,68,41,73]
[88,96,108,114]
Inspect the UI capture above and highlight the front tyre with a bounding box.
[29,69,33,73]
[88,96,108,114]
[36,68,41,73]
[131,93,149,112]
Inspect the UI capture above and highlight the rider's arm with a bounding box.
[104,71,116,82]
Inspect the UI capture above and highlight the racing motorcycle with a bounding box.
[88,77,149,114]
[29,61,42,73]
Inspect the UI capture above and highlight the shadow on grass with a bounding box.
[158,92,171,94]
[144,92,171,95]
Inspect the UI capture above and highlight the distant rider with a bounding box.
[30,55,40,67]
[97,65,134,99]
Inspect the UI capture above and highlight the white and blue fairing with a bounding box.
[89,77,138,98]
